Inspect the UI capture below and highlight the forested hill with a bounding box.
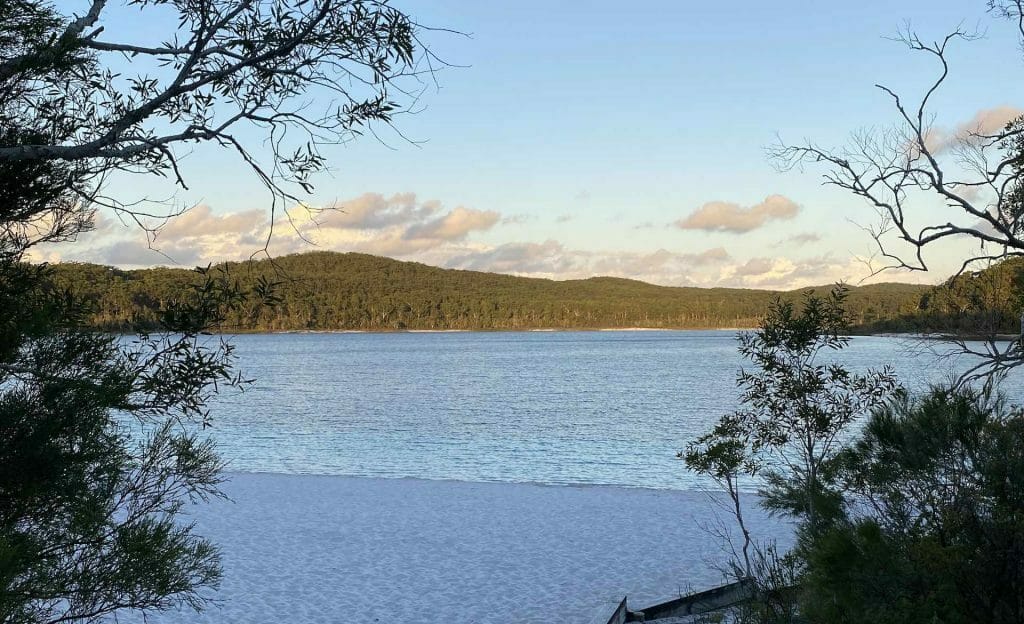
[47,251,932,332]
[864,256,1024,337]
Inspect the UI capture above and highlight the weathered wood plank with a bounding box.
[626,578,756,621]
[586,596,629,624]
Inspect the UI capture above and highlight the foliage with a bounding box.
[0,0,433,222]
[685,415,758,578]
[737,289,898,532]
[688,290,1024,624]
[688,287,897,532]
[686,287,898,622]
[0,246,265,624]
[860,256,1024,339]
[800,386,1024,623]
[0,0,429,621]
[44,251,931,332]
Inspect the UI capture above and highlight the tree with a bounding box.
[685,287,897,621]
[801,385,1024,623]
[1,0,438,241]
[691,288,897,531]
[685,414,758,578]
[688,293,1024,624]
[771,2,1024,380]
[0,262,250,623]
[0,0,435,621]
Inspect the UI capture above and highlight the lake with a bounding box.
[199,330,1019,490]
[116,330,1023,624]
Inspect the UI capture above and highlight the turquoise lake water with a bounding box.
[193,330,1023,489]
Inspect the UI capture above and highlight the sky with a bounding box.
[38,0,1024,289]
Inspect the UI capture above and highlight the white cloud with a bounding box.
[720,254,872,289]
[157,205,265,243]
[38,193,504,267]
[315,193,439,230]
[445,243,734,286]
[675,195,800,233]
[447,240,578,275]
[925,106,1024,154]
[30,192,927,290]
[774,232,821,248]
[403,206,500,241]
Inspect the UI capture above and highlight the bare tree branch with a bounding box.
[0,0,458,255]
[769,13,1024,381]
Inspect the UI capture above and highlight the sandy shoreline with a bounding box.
[123,472,791,624]
[271,327,742,334]
[147,327,952,338]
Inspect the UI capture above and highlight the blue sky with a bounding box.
[44,0,1024,288]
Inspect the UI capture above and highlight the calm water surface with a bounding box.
[197,330,1023,490]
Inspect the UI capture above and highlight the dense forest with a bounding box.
[45,251,941,332]
[866,256,1024,337]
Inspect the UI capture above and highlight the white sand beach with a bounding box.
[139,473,790,624]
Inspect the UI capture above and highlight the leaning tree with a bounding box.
[0,1,442,622]
[772,1,1024,382]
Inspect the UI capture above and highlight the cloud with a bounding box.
[445,243,733,286]
[502,214,532,225]
[925,106,1024,154]
[157,205,265,243]
[447,240,577,275]
[317,192,438,230]
[36,193,505,267]
[555,214,575,223]
[949,183,986,203]
[82,240,202,267]
[31,191,911,290]
[590,247,731,277]
[297,194,499,248]
[954,106,1022,139]
[774,232,821,247]
[720,254,871,289]
[270,194,501,258]
[404,206,500,241]
[675,195,800,233]
[733,257,778,277]
[443,242,890,290]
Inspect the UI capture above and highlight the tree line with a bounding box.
[45,250,934,332]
